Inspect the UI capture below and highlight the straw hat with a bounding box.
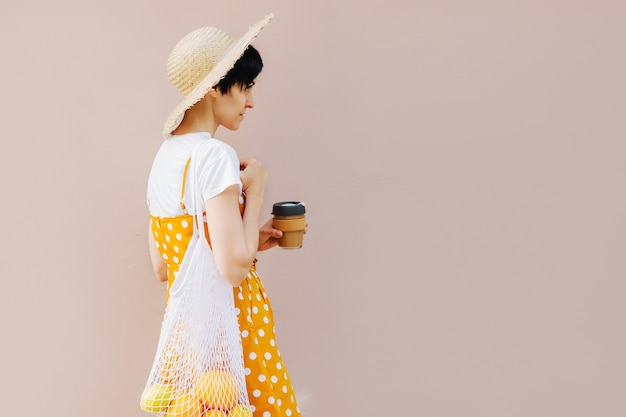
[163,13,274,138]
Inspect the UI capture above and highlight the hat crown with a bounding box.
[167,27,236,96]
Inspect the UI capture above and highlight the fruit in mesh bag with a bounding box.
[194,370,240,410]
[203,410,228,417]
[164,393,203,417]
[229,404,253,417]
[140,383,173,412]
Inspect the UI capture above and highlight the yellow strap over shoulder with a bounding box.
[180,156,192,214]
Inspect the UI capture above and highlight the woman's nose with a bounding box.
[246,93,254,109]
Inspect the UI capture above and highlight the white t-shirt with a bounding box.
[147,132,242,217]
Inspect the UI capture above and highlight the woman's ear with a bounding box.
[207,88,219,98]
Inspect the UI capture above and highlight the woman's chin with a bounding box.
[225,122,242,131]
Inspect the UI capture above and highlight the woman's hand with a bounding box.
[257,218,309,251]
[258,218,283,251]
[239,158,267,196]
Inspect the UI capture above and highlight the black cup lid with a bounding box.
[272,201,306,216]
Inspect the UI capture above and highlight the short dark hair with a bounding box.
[214,45,263,94]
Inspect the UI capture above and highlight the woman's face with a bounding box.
[212,82,256,131]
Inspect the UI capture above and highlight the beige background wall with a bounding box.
[1,1,625,416]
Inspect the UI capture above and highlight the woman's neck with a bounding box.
[172,101,218,136]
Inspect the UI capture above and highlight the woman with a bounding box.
[146,14,301,417]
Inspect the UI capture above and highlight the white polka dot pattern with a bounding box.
[234,267,301,417]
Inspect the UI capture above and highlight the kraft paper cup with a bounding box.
[272,201,306,249]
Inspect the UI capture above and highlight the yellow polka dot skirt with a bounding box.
[151,215,301,417]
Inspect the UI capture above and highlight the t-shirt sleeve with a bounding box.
[194,141,242,202]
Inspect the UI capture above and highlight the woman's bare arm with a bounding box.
[204,184,263,286]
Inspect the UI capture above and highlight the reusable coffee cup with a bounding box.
[272,201,306,249]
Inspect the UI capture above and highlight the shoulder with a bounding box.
[195,137,237,155]
[194,138,239,164]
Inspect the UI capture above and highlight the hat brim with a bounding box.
[162,13,274,138]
